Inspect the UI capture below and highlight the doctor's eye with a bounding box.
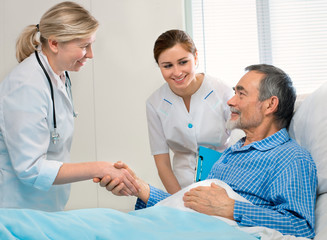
[79,43,92,49]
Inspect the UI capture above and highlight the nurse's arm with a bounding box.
[154,153,181,194]
[53,161,140,196]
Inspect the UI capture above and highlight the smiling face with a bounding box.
[57,33,96,72]
[46,32,96,75]
[157,43,198,96]
[226,70,266,131]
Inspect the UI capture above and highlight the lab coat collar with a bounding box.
[37,50,66,90]
[36,51,73,109]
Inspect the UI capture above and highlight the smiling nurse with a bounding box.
[0,1,139,212]
[146,29,234,194]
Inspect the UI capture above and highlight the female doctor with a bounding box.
[147,29,234,194]
[0,1,138,212]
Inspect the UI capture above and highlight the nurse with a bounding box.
[147,29,234,194]
[0,1,138,212]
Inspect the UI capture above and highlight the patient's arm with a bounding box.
[183,182,235,220]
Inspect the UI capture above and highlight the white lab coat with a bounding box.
[0,51,74,211]
[146,75,233,188]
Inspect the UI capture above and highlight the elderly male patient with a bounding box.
[98,64,317,239]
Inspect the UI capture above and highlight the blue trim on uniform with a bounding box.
[163,99,172,105]
[204,90,213,100]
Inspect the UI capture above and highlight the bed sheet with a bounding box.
[0,205,257,240]
[0,180,321,240]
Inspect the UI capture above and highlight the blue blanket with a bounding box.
[0,206,258,240]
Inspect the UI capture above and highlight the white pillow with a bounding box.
[289,82,327,195]
[314,193,327,238]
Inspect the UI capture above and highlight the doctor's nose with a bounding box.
[85,45,94,59]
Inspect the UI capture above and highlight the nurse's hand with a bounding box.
[183,183,235,220]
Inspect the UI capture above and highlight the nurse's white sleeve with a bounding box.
[1,83,61,191]
[146,100,169,155]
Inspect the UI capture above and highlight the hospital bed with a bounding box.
[0,81,327,240]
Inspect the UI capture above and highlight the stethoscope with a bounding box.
[35,50,76,144]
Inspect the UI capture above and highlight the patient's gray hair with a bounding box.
[245,64,296,129]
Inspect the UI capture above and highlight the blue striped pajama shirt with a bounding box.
[135,128,317,238]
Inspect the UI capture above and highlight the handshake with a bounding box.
[93,162,150,203]
[92,161,235,221]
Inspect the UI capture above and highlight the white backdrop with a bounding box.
[0,0,185,212]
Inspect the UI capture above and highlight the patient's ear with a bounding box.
[264,96,279,115]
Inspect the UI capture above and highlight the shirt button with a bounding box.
[188,123,193,128]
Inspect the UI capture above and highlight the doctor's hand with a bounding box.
[183,183,235,220]
[94,162,150,203]
[93,161,140,196]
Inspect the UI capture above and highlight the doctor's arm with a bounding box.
[54,161,140,196]
[96,162,172,209]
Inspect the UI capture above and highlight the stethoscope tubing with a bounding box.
[35,51,72,144]
[35,50,57,130]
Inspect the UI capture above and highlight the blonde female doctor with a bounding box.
[0,1,138,212]
[147,30,234,194]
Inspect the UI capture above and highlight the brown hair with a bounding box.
[16,1,99,62]
[153,29,197,64]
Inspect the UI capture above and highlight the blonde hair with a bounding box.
[15,1,99,62]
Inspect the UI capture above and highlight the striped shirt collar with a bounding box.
[231,128,289,152]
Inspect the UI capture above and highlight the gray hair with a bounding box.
[245,64,296,129]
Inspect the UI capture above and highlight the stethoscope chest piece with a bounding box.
[51,129,60,144]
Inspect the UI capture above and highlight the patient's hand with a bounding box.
[183,183,235,220]
[92,161,140,196]
[94,162,150,203]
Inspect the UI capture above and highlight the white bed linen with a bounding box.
[288,82,327,240]
[156,179,310,240]
[314,193,327,240]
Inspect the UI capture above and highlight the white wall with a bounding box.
[0,0,185,212]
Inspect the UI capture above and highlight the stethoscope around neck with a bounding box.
[35,50,76,144]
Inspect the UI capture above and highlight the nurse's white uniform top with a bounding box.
[146,74,233,188]
[0,51,74,211]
